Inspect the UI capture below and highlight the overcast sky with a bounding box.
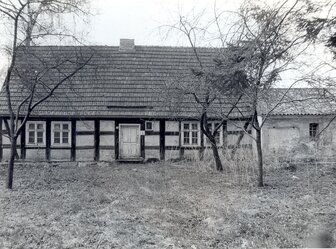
[87,0,243,46]
[0,0,243,75]
[77,0,335,86]
[0,0,333,86]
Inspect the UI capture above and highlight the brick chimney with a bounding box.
[119,39,135,51]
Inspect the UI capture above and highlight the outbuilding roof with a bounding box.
[260,88,336,116]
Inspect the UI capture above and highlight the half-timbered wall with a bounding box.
[76,120,95,161]
[49,120,72,161]
[99,120,115,161]
[0,118,255,162]
[226,120,253,150]
[1,119,22,161]
[25,120,46,161]
[164,121,180,160]
[144,120,160,160]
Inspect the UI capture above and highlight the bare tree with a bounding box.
[296,1,336,133]
[216,0,316,186]
[162,15,250,171]
[297,0,336,58]
[165,0,317,186]
[0,0,92,189]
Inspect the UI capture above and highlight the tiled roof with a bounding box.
[260,88,336,116]
[0,45,251,119]
[0,45,334,119]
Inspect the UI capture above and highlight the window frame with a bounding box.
[181,121,200,146]
[26,121,46,146]
[51,121,71,147]
[145,121,153,131]
[309,123,319,140]
[204,122,223,146]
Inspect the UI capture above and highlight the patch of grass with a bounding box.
[0,160,335,248]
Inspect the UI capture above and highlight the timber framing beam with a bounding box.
[46,119,51,161]
[94,119,100,161]
[0,118,2,161]
[159,120,165,160]
[71,119,76,161]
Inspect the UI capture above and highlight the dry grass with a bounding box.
[0,159,335,248]
[182,149,259,187]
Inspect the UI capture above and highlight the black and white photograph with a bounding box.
[0,0,335,248]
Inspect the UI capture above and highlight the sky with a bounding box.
[84,0,335,86]
[0,0,333,86]
[0,0,244,77]
[86,0,243,46]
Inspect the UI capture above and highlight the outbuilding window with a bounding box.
[52,122,71,146]
[309,123,319,140]
[26,121,45,146]
[182,122,200,146]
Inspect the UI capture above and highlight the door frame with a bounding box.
[119,123,141,159]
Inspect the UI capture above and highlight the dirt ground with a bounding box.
[0,160,335,248]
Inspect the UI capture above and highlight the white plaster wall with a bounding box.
[227,134,238,146]
[100,135,114,146]
[227,133,253,146]
[76,135,94,146]
[183,150,199,160]
[145,135,159,146]
[76,149,94,161]
[26,149,46,161]
[2,135,21,145]
[145,149,160,160]
[226,120,253,148]
[147,121,160,131]
[2,149,21,161]
[50,149,71,161]
[100,150,114,161]
[165,150,180,160]
[2,120,21,147]
[100,120,115,132]
[165,121,179,131]
[227,121,247,131]
[262,116,336,158]
[165,136,179,146]
[77,120,94,131]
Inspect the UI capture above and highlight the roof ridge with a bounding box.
[18,44,220,50]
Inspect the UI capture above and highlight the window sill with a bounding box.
[51,145,71,148]
[181,145,201,148]
[26,144,46,147]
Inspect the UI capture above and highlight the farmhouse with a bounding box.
[0,39,335,162]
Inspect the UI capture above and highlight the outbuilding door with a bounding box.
[119,124,141,159]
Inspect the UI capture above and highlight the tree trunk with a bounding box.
[255,127,264,187]
[200,113,223,171]
[7,138,17,189]
[199,126,205,161]
[210,138,223,171]
[231,119,251,159]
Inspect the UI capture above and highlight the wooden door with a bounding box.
[119,124,141,159]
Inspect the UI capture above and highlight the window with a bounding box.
[182,122,200,146]
[309,123,319,140]
[205,122,223,145]
[145,121,153,131]
[26,121,45,145]
[52,122,71,146]
[52,122,70,145]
